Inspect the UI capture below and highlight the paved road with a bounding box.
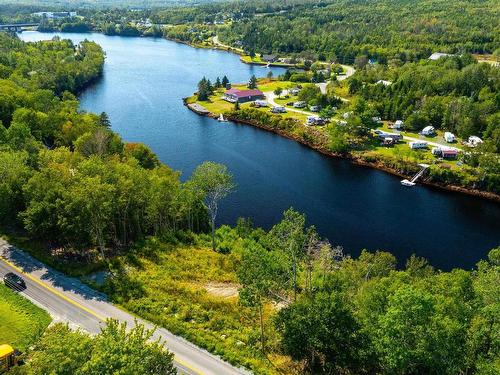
[0,239,249,375]
[264,91,312,116]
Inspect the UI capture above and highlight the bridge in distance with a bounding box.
[0,23,39,32]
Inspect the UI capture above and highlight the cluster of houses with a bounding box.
[33,11,77,19]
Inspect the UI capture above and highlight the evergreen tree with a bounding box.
[197,77,210,101]
[248,75,258,89]
[99,112,111,128]
[215,77,221,88]
[221,75,229,87]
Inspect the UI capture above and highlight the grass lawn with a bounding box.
[240,55,294,68]
[377,123,465,150]
[190,82,310,124]
[0,284,51,351]
[232,79,295,93]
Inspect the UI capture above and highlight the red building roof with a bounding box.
[225,88,264,98]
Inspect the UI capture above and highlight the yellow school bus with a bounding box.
[0,344,16,373]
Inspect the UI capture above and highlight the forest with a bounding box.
[0,33,210,266]
[5,0,499,63]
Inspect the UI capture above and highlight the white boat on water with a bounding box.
[401,179,416,187]
[218,114,227,122]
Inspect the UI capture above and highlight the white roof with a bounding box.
[395,120,403,124]
[429,52,453,60]
[469,136,483,142]
[376,80,392,86]
[422,126,434,131]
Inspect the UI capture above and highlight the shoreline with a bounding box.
[31,31,499,203]
[185,99,500,203]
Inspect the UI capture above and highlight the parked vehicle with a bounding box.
[0,345,17,372]
[270,105,287,113]
[468,136,483,147]
[3,272,26,291]
[444,132,455,143]
[409,141,428,149]
[293,101,306,108]
[421,126,435,136]
[309,105,320,112]
[286,101,295,106]
[254,100,268,107]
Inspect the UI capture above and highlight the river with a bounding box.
[19,31,500,270]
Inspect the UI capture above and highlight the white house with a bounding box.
[444,132,455,143]
[421,126,435,136]
[394,120,403,129]
[429,52,453,60]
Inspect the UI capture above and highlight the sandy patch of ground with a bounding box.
[204,282,239,298]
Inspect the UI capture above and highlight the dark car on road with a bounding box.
[3,272,26,291]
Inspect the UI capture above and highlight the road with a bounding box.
[396,133,459,149]
[0,239,249,375]
[264,91,312,116]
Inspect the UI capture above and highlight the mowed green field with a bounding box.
[0,284,51,351]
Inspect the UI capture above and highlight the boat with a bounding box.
[401,164,429,187]
[401,179,416,187]
[218,114,227,122]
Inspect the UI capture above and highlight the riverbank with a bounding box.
[184,98,500,203]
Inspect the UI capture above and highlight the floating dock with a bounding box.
[401,164,429,187]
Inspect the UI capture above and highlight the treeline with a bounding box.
[230,209,499,374]
[217,0,500,64]
[0,33,208,262]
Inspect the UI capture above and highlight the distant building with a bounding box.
[261,54,277,63]
[429,52,453,60]
[222,88,264,103]
[33,11,77,19]
[376,80,392,86]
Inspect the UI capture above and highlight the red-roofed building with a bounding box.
[222,88,265,103]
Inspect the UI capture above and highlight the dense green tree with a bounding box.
[276,292,369,374]
[247,74,258,89]
[189,162,235,251]
[237,241,285,352]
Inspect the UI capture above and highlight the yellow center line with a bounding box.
[0,256,205,375]
[0,256,107,321]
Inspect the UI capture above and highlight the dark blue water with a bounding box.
[20,32,500,270]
